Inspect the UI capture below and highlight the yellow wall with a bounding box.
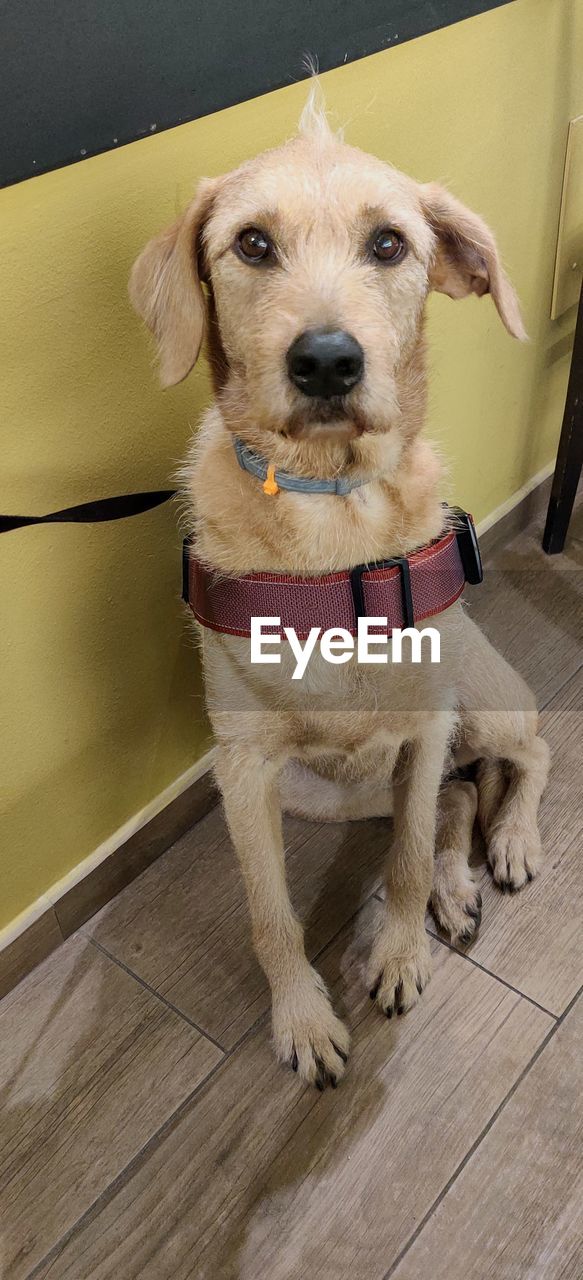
[1,0,580,932]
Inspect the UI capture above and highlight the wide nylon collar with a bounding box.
[183,509,483,640]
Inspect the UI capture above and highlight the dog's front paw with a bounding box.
[272,967,350,1090]
[488,821,542,891]
[367,925,432,1018]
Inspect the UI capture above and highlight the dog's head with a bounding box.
[130,88,525,446]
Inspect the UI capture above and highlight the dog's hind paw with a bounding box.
[430,873,482,946]
[272,967,350,1090]
[488,822,542,892]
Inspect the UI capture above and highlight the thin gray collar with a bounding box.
[234,437,367,495]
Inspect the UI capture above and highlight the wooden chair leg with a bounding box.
[543,278,583,555]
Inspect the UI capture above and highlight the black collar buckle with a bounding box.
[450,508,483,585]
[182,535,193,603]
[350,556,415,629]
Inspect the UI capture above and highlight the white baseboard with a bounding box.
[0,746,217,952]
[475,460,554,538]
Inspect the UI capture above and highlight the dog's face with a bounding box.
[201,138,436,442]
[131,97,525,444]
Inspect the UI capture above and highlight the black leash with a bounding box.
[0,490,177,534]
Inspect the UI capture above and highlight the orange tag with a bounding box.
[262,464,279,496]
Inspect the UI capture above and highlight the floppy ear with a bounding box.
[129,178,218,387]
[420,183,527,340]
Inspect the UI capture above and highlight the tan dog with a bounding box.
[130,90,549,1089]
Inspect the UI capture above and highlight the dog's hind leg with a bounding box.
[430,779,482,945]
[475,737,550,890]
[215,743,350,1089]
[475,756,508,835]
[458,615,550,892]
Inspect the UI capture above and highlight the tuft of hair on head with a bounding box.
[298,59,340,142]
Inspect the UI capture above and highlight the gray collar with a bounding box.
[234,437,367,495]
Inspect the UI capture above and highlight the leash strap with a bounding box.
[0,490,176,534]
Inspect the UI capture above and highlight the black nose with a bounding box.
[286,328,364,399]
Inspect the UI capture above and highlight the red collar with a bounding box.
[183,509,482,640]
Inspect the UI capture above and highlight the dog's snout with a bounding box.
[286,328,364,399]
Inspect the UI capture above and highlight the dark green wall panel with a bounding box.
[0,0,514,187]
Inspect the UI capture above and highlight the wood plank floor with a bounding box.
[1,502,582,1280]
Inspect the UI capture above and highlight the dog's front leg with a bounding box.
[368,713,455,1018]
[215,745,350,1088]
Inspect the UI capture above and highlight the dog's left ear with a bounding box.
[129,178,219,387]
[420,183,527,340]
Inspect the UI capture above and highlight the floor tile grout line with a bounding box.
[24,872,569,1278]
[74,814,325,1005]
[88,870,375,1055]
[425,928,559,1021]
[215,890,374,1049]
[29,892,379,1278]
[381,983,583,1280]
[373,889,557,1017]
[27,1008,271,1280]
[87,936,228,1055]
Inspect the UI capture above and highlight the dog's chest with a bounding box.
[203,603,463,716]
[274,484,405,571]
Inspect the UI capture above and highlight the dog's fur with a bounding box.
[130,90,549,1088]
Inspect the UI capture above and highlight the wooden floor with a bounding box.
[1,501,582,1280]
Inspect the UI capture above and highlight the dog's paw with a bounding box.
[488,821,542,892]
[272,967,350,1090]
[430,872,482,947]
[367,926,432,1018]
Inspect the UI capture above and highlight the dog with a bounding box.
[130,88,549,1089]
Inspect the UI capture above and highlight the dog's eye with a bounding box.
[372,228,406,263]
[236,227,272,263]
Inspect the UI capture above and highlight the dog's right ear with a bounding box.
[129,178,219,387]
